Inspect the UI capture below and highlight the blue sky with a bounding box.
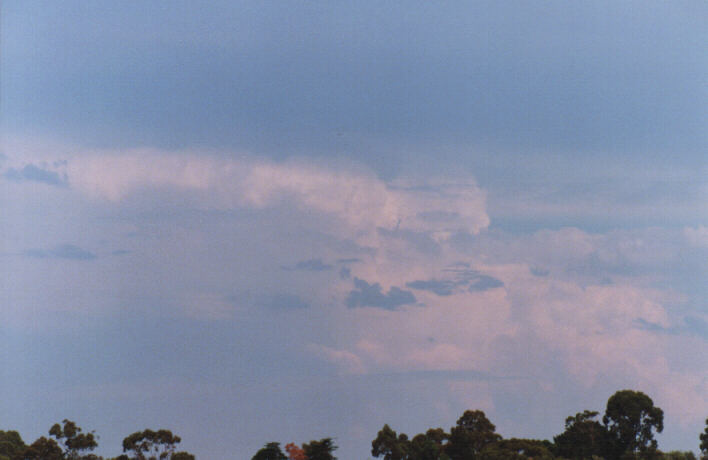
[1,1,707,458]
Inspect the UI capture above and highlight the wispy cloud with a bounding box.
[3,164,67,187]
[23,244,96,260]
[281,258,333,272]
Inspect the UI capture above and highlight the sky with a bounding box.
[1,1,707,458]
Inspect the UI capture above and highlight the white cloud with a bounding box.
[60,150,489,242]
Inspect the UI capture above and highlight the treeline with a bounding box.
[2,390,707,459]
[253,390,708,460]
[0,420,194,460]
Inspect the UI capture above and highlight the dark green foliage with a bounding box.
[700,418,708,459]
[409,428,449,460]
[445,410,501,460]
[662,451,697,460]
[0,430,26,460]
[170,453,195,460]
[19,436,64,460]
[252,442,288,460]
[603,390,664,459]
[480,438,555,459]
[553,410,612,459]
[121,429,192,460]
[303,438,337,460]
[371,424,410,460]
[48,419,99,460]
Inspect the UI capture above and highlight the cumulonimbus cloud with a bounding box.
[61,150,489,239]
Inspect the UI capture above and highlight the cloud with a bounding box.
[346,278,416,310]
[406,279,457,296]
[3,164,67,187]
[685,226,708,248]
[407,269,504,296]
[257,293,310,310]
[61,151,489,241]
[468,274,504,292]
[23,244,96,260]
[281,258,333,271]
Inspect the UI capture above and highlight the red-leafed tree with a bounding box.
[285,442,307,460]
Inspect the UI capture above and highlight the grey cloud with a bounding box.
[4,164,67,187]
[530,266,550,277]
[24,244,96,260]
[337,258,361,264]
[346,278,416,310]
[636,316,708,340]
[408,269,505,296]
[112,249,131,256]
[406,279,457,296]
[339,267,351,280]
[468,275,504,291]
[281,258,333,271]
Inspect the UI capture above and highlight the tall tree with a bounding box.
[121,429,192,460]
[252,442,288,460]
[409,428,449,460]
[371,424,410,460]
[18,437,64,460]
[48,419,100,460]
[700,418,708,460]
[445,410,501,460]
[553,410,612,459]
[302,438,337,460]
[603,390,664,459]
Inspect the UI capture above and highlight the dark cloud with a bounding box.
[408,268,505,294]
[346,278,416,310]
[281,258,333,271]
[406,279,457,296]
[468,275,504,292]
[339,267,351,280]
[530,266,550,277]
[337,258,361,264]
[3,164,67,187]
[24,244,96,260]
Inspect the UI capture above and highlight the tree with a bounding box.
[302,438,337,460]
[252,442,288,460]
[0,431,26,460]
[554,410,612,459]
[371,424,410,460]
[18,437,64,460]
[479,438,554,459]
[121,429,192,460]
[48,419,99,460]
[701,418,708,460]
[445,410,501,460]
[284,443,306,460]
[409,428,449,460]
[603,390,664,459]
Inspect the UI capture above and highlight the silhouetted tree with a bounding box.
[554,410,612,459]
[252,442,288,460]
[701,418,708,460]
[371,424,410,460]
[303,438,337,460]
[603,390,664,459]
[121,429,192,460]
[445,410,501,460]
